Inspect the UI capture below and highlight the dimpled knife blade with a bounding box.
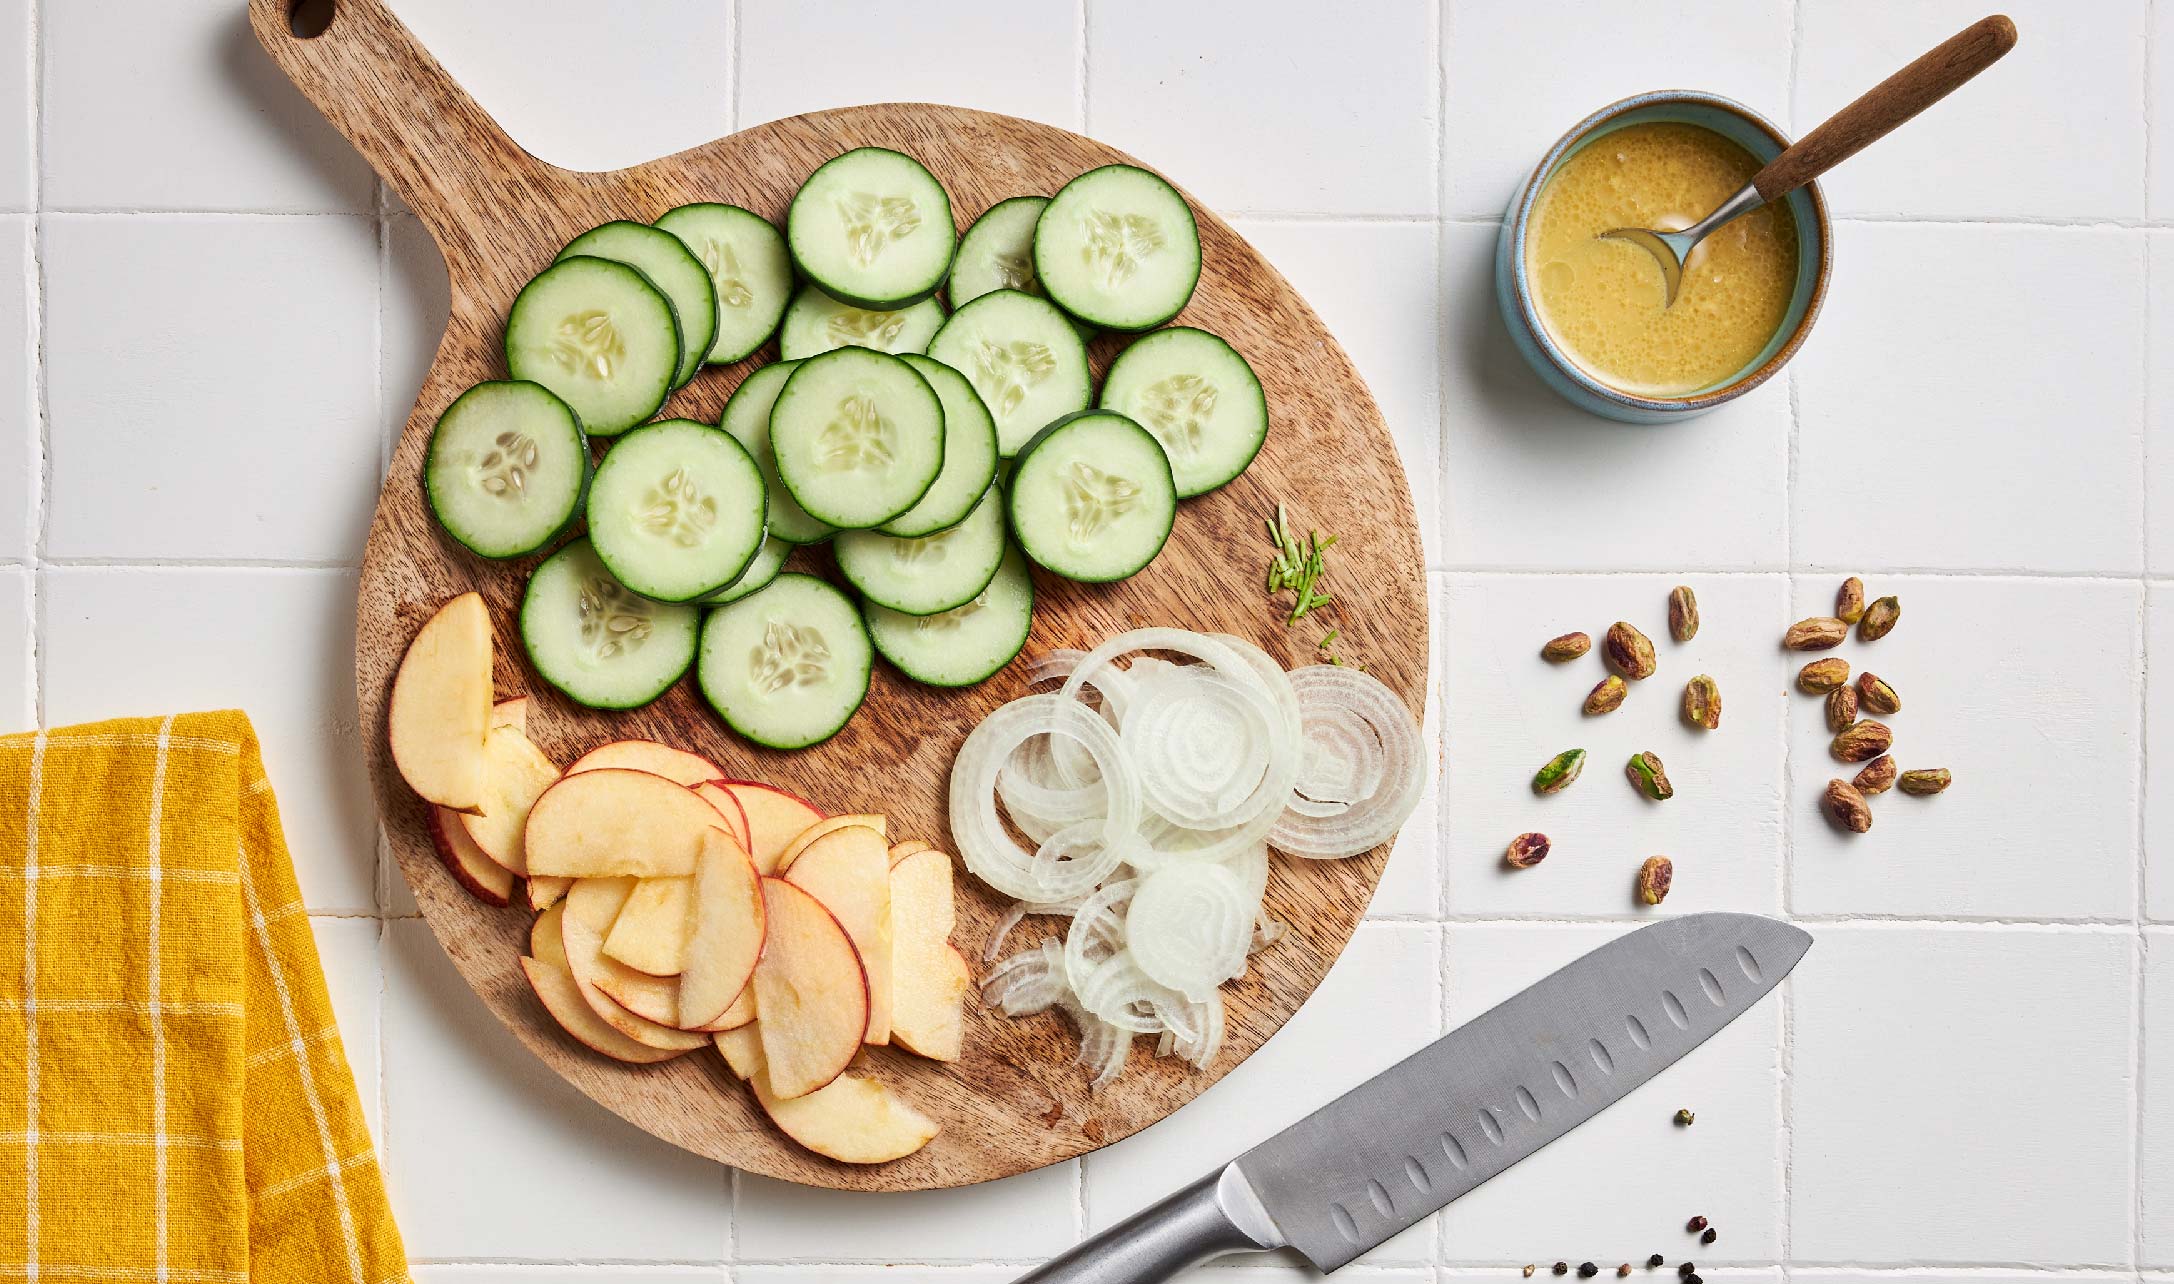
[1236,912,1811,1271]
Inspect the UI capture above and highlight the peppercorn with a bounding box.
[1687,1275,1704,1284]
[1678,1264,1695,1279]
[1673,1108,1695,1126]
[1647,1257,1664,1270]
[1700,1228,1716,1246]
[1580,1264,1599,1279]
[1525,1268,1537,1279]
[1555,1264,1570,1276]
[1687,1216,1708,1233]
[1618,1266,1632,1278]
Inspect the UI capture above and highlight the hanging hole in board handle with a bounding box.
[287,0,335,40]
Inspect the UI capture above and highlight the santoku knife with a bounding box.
[1013,911,1812,1283]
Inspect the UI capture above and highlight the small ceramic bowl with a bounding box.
[1494,90,1832,424]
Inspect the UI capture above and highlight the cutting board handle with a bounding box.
[249,0,567,266]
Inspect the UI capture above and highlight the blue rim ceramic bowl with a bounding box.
[1495,91,1833,424]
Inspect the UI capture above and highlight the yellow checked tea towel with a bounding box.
[0,712,409,1284]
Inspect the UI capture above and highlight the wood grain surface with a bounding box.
[253,0,1430,1191]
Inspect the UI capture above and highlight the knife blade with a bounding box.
[1012,912,1811,1284]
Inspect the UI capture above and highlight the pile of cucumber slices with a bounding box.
[422,147,1270,750]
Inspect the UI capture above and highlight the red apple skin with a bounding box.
[519,956,680,1065]
[567,739,726,785]
[426,805,512,907]
[719,778,826,817]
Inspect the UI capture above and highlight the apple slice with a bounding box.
[775,813,888,873]
[713,1024,762,1079]
[492,695,529,736]
[722,781,825,874]
[753,877,869,1098]
[531,900,569,965]
[524,769,728,877]
[783,825,893,1045]
[699,983,755,1033]
[425,804,513,906]
[560,877,706,1050]
[678,828,766,1029]
[887,840,931,866]
[567,739,723,785]
[521,955,684,1065]
[458,725,561,874]
[689,781,753,852]
[888,848,969,1062]
[389,592,493,813]
[602,876,692,976]
[528,875,572,913]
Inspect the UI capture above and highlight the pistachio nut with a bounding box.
[1681,674,1722,730]
[1605,621,1658,680]
[1825,685,1859,734]
[1532,749,1587,795]
[1830,719,1894,763]
[1584,674,1628,715]
[1784,616,1849,650]
[1797,657,1850,693]
[1853,754,1898,795]
[1626,751,1674,800]
[1857,671,1900,715]
[1668,586,1699,643]
[1541,631,1592,663]
[1823,778,1873,833]
[1859,595,1900,642]
[1836,576,1866,625]
[1636,855,1674,906]
[1898,767,1952,796]
[1506,832,1551,868]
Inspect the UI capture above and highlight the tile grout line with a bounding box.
[725,0,741,135]
[2133,579,2151,1280]
[1077,0,1091,136]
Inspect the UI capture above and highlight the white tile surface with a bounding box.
[1440,0,1794,220]
[40,568,379,912]
[0,216,28,559]
[736,1161,1080,1262]
[1441,574,1787,917]
[1795,0,2145,221]
[2158,3,2174,220]
[385,0,734,175]
[2148,929,2174,1265]
[41,214,382,561]
[2153,232,2174,576]
[413,1270,723,1283]
[2153,586,2174,924]
[737,1,1080,131]
[1082,923,1443,1264]
[1438,222,1790,570]
[1087,0,1436,216]
[41,0,374,212]
[382,920,731,1261]
[1790,575,2140,920]
[0,0,25,211]
[1790,926,2134,1265]
[311,915,383,1143]
[1792,223,2146,574]
[0,566,29,732]
[1437,924,1784,1263]
[1234,220,1442,568]
[384,213,451,452]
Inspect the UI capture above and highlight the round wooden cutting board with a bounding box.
[257,0,1428,1191]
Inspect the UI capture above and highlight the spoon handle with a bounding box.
[1752,14,2018,203]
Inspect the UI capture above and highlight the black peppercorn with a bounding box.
[1648,1257,1665,1270]
[1687,1276,1704,1284]
[1687,1216,1708,1233]
[1555,1264,1570,1276]
[1700,1228,1716,1246]
[1580,1264,1599,1279]
[1678,1264,1695,1279]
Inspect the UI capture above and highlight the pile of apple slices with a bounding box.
[390,592,967,1165]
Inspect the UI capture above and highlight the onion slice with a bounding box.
[1125,861,1255,1002]
[951,695,1141,900]
[1272,665,1427,859]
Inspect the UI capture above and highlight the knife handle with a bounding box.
[1011,1170,1274,1284]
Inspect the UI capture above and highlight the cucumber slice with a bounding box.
[926,289,1092,456]
[521,537,698,709]
[557,222,715,389]
[865,542,1033,687]
[953,196,1096,340]
[769,348,945,530]
[424,380,589,559]
[698,574,872,749]
[506,256,680,437]
[835,484,1006,616]
[1006,410,1177,583]
[718,361,834,546]
[586,418,767,602]
[787,147,957,309]
[1098,327,1267,498]
[880,355,999,536]
[778,284,945,359]
[700,534,791,605]
[1034,165,1201,332]
[653,203,794,366]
